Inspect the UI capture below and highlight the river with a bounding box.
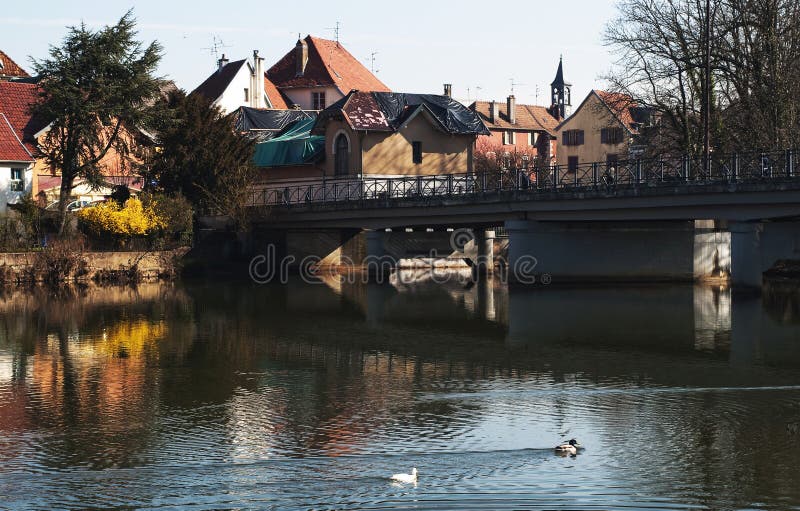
[1,275,799,510]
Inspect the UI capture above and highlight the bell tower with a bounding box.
[550,56,572,120]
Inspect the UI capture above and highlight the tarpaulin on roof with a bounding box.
[372,93,490,135]
[252,118,324,167]
[234,107,316,133]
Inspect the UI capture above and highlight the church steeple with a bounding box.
[550,56,572,120]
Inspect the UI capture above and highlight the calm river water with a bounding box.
[1,274,800,510]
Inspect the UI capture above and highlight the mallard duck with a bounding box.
[390,467,418,484]
[555,438,579,454]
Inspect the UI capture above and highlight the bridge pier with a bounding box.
[730,220,800,288]
[505,219,729,284]
[473,229,495,275]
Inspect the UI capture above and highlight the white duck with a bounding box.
[554,438,579,455]
[390,467,418,484]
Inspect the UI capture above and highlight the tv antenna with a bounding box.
[369,51,379,73]
[510,78,526,95]
[466,86,482,102]
[202,35,230,61]
[326,21,341,46]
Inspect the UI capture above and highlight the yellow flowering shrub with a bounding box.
[78,197,165,238]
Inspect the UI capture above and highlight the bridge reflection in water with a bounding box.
[1,278,800,509]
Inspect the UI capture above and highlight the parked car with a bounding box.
[45,199,105,212]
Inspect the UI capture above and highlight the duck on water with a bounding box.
[555,439,580,455]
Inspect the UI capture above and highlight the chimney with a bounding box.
[217,54,229,73]
[507,95,516,125]
[295,38,308,77]
[489,100,498,123]
[252,50,264,108]
[443,83,452,97]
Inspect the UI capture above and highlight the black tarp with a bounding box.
[234,107,317,133]
[372,93,490,135]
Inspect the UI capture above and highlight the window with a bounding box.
[243,88,249,102]
[412,141,422,164]
[312,91,326,110]
[528,132,538,146]
[562,129,584,146]
[334,134,349,176]
[10,168,23,192]
[601,127,624,144]
[568,156,579,172]
[502,131,515,145]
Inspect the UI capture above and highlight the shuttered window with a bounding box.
[562,129,584,146]
[601,127,624,144]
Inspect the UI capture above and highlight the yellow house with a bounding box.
[555,90,652,171]
[313,91,488,179]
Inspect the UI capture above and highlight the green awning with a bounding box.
[252,118,325,167]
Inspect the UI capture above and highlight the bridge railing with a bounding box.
[249,149,798,207]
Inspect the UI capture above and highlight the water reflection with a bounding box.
[0,277,798,510]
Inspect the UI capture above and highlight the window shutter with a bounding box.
[578,130,584,145]
[562,132,568,145]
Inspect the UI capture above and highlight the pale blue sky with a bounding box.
[1,1,619,107]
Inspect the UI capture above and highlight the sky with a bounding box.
[1,0,620,107]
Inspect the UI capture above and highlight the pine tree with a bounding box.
[31,10,162,234]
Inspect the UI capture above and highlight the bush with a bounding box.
[78,197,164,238]
[139,192,193,243]
[77,194,193,249]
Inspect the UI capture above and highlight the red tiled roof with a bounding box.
[264,76,289,109]
[0,50,30,79]
[267,35,390,94]
[470,100,559,136]
[0,113,33,162]
[0,81,45,153]
[594,90,638,133]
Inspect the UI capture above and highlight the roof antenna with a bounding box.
[201,34,230,62]
[370,51,379,73]
[326,21,341,46]
[510,78,526,95]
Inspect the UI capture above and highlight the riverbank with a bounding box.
[0,247,189,285]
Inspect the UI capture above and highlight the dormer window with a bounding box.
[313,92,326,110]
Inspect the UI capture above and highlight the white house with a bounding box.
[192,50,289,114]
[0,113,33,212]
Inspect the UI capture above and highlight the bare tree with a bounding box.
[605,0,800,157]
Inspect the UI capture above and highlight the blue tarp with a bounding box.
[252,118,325,167]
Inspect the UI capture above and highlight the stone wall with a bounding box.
[0,248,188,283]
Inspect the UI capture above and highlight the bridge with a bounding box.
[231,150,800,288]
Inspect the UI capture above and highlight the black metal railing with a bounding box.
[249,149,799,208]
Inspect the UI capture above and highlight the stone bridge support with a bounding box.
[730,221,800,288]
[505,220,730,283]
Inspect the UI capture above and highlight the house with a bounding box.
[192,35,389,116]
[0,50,30,81]
[311,91,489,179]
[192,51,289,114]
[0,80,147,210]
[266,35,391,111]
[0,81,41,211]
[555,89,653,171]
[469,96,559,165]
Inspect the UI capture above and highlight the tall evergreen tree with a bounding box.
[144,90,256,224]
[31,10,162,234]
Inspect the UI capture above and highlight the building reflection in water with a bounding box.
[0,275,799,509]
